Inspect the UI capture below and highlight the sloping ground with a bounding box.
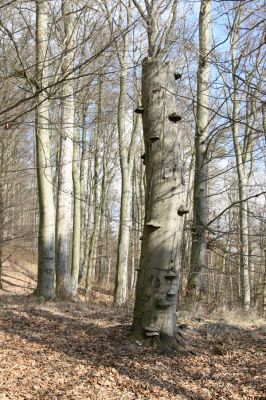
[0,260,265,399]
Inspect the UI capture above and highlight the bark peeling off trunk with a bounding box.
[133,58,184,351]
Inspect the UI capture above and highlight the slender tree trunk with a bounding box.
[97,155,108,290]
[113,1,140,305]
[56,0,76,299]
[133,59,185,350]
[71,127,81,295]
[34,0,55,298]
[231,14,251,311]
[115,175,131,303]
[186,0,211,305]
[263,251,266,317]
[79,111,87,277]
[0,146,3,289]
[86,76,102,294]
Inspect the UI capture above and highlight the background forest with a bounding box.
[0,0,265,340]
[0,1,265,399]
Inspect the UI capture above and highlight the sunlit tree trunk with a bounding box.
[79,110,87,279]
[71,126,81,295]
[86,76,102,294]
[35,0,55,298]
[133,59,185,350]
[56,0,76,299]
[0,142,3,289]
[186,0,211,304]
[114,1,140,305]
[231,12,251,311]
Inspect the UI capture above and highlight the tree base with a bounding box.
[133,329,195,355]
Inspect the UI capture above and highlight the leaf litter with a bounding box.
[0,260,265,399]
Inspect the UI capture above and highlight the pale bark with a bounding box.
[262,102,266,142]
[97,151,109,290]
[35,0,55,298]
[79,144,92,283]
[86,76,102,294]
[231,14,251,311]
[0,144,3,289]
[79,112,87,278]
[114,1,140,305]
[56,0,76,299]
[71,127,81,295]
[263,252,266,317]
[186,0,211,304]
[133,59,185,350]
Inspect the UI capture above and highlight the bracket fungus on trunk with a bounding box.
[167,290,176,296]
[157,299,171,309]
[174,72,182,80]
[148,134,160,142]
[178,205,189,216]
[134,106,144,114]
[144,326,160,333]
[146,331,160,337]
[145,220,161,229]
[168,113,182,123]
[165,270,177,280]
[141,153,146,165]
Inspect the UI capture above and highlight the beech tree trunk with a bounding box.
[86,76,102,294]
[56,0,75,299]
[114,1,140,305]
[133,59,185,350]
[0,144,3,289]
[71,127,81,295]
[186,0,211,304]
[231,12,251,311]
[79,111,87,280]
[35,0,55,298]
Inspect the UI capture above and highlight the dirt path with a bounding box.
[0,260,265,399]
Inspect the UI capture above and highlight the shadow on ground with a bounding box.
[0,294,265,399]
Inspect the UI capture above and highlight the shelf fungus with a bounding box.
[148,135,160,142]
[165,270,177,280]
[145,220,161,229]
[134,106,144,114]
[141,153,146,165]
[167,290,176,296]
[178,205,189,216]
[174,72,182,80]
[144,326,160,333]
[157,299,171,309]
[146,331,160,337]
[168,113,182,123]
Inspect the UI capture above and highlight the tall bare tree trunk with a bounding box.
[186,0,211,304]
[71,127,81,295]
[231,10,251,311]
[56,0,76,299]
[86,76,102,294]
[0,142,3,289]
[79,110,87,280]
[35,0,55,298]
[114,1,140,305]
[133,59,185,350]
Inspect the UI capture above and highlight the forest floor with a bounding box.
[0,253,265,400]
